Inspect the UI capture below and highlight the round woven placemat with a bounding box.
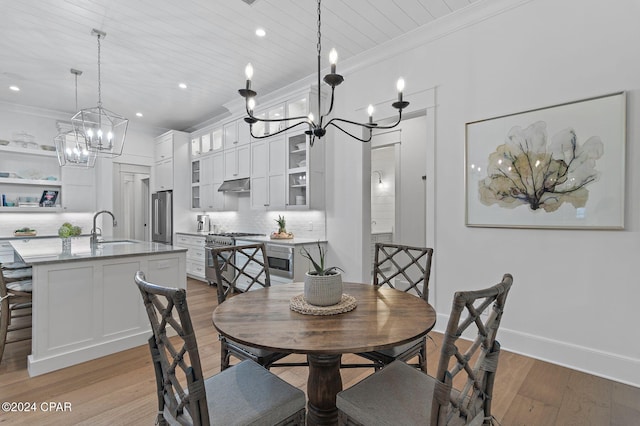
[289,293,357,316]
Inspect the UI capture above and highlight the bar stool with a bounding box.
[0,263,33,364]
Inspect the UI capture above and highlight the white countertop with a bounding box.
[235,235,327,246]
[175,231,210,237]
[11,237,186,265]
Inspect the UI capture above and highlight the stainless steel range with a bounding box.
[205,232,263,287]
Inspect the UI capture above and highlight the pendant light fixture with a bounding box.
[71,29,128,157]
[238,0,409,146]
[54,69,97,168]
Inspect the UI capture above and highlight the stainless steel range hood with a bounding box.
[218,178,250,192]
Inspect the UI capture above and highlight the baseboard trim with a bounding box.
[433,313,640,388]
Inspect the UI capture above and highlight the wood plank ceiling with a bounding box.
[0,0,479,131]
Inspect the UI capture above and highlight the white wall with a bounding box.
[327,0,640,387]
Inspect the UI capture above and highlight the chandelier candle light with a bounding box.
[238,0,409,146]
[54,69,97,168]
[71,29,128,158]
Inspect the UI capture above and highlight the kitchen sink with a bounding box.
[99,239,137,245]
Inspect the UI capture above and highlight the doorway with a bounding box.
[369,114,427,276]
[113,164,151,241]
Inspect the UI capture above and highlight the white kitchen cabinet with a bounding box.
[155,133,173,162]
[175,233,206,281]
[196,152,234,211]
[211,128,223,152]
[250,136,286,210]
[61,167,96,212]
[223,144,250,181]
[155,158,173,191]
[191,159,200,208]
[223,121,237,148]
[200,133,212,153]
[154,131,175,192]
[224,119,250,150]
[286,130,324,209]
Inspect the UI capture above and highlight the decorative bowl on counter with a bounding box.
[14,228,37,237]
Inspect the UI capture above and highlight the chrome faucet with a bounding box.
[91,210,117,246]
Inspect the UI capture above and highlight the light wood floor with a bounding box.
[1,278,638,425]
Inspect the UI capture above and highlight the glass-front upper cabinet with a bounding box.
[190,137,201,157]
[287,97,308,128]
[252,104,285,138]
[200,133,211,153]
[211,128,223,151]
[191,160,200,184]
[191,128,223,158]
[287,132,308,207]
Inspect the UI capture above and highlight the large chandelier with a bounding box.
[54,69,97,168]
[71,29,128,157]
[238,0,409,146]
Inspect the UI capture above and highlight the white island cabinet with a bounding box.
[11,237,187,377]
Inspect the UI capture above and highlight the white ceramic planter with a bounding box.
[304,271,343,306]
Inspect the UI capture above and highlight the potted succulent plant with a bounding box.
[300,241,344,306]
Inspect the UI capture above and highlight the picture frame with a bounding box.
[465,92,626,229]
[39,190,59,207]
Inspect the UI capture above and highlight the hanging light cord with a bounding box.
[96,32,102,107]
[74,72,79,111]
[316,0,322,128]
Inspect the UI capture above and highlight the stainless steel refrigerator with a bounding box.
[152,190,173,244]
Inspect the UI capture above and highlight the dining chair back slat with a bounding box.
[345,243,434,372]
[337,273,513,426]
[134,271,307,425]
[210,243,292,370]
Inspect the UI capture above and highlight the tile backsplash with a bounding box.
[200,210,326,239]
[0,210,326,241]
[0,212,94,238]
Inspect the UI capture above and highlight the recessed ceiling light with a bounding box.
[178,83,187,89]
[9,85,20,92]
[136,112,143,117]
[255,28,266,37]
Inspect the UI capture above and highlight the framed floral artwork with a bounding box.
[465,92,626,229]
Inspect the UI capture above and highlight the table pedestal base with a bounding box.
[306,354,342,426]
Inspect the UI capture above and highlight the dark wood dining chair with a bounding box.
[0,262,33,364]
[134,271,306,426]
[346,243,434,372]
[337,273,513,426]
[210,243,292,370]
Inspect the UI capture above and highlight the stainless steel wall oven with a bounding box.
[265,245,293,279]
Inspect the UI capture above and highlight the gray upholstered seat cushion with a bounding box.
[7,279,32,292]
[337,360,435,426]
[337,360,485,426]
[3,268,32,280]
[171,359,305,426]
[1,261,29,270]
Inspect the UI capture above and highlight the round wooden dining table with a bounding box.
[212,282,437,426]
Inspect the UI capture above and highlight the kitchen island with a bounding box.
[10,237,187,377]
